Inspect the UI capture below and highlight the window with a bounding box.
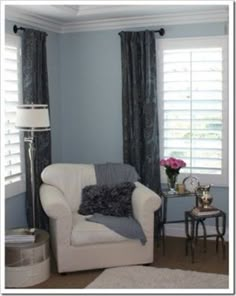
[156,36,228,186]
[4,34,25,198]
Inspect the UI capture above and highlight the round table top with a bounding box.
[5,228,49,249]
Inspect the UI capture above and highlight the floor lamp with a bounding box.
[16,104,50,231]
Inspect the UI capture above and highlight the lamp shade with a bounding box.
[16,104,50,132]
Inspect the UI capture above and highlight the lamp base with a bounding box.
[28,228,36,235]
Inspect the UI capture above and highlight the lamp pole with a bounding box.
[25,131,36,230]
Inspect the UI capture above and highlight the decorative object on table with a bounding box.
[16,104,50,231]
[160,157,186,194]
[5,228,35,243]
[191,206,220,216]
[183,175,200,193]
[176,183,186,194]
[195,184,213,208]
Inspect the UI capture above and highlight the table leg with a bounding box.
[161,194,167,256]
[195,220,199,245]
[185,212,189,256]
[216,214,226,259]
[190,217,195,263]
[155,202,165,256]
[155,209,162,244]
[216,235,219,253]
[162,224,166,256]
[200,219,207,253]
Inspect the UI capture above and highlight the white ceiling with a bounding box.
[5,4,228,33]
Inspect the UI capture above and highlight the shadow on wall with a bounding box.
[5,193,28,229]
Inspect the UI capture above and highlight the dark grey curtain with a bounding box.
[119,30,161,193]
[22,29,51,230]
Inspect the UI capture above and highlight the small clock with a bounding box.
[183,175,200,193]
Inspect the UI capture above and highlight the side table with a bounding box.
[185,210,226,263]
[5,228,50,288]
[157,191,197,254]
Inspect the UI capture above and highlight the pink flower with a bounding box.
[160,157,186,170]
[167,159,172,168]
[165,158,171,167]
[171,160,179,169]
[178,159,186,168]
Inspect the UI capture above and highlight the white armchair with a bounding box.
[40,163,161,273]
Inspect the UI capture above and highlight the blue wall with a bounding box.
[5,19,229,228]
[59,30,123,163]
[5,193,27,229]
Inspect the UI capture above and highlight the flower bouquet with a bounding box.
[160,157,186,194]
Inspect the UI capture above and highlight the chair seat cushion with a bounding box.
[71,214,128,246]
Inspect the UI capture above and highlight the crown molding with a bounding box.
[6,7,63,33]
[5,7,228,34]
[62,9,228,33]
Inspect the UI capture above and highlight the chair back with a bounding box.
[41,163,97,212]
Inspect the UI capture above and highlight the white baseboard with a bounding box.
[165,223,228,242]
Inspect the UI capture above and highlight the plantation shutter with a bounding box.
[157,37,228,186]
[5,34,25,197]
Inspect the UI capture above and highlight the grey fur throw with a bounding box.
[78,182,135,217]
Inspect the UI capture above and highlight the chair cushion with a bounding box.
[71,214,128,246]
[78,182,135,217]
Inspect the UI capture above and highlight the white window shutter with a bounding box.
[156,36,228,186]
[5,34,25,198]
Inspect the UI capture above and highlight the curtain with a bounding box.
[22,29,51,230]
[119,30,161,192]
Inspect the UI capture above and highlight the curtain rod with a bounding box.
[119,28,165,36]
[154,28,165,36]
[13,24,48,36]
[13,24,165,36]
[13,25,25,33]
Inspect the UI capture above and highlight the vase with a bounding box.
[167,174,178,194]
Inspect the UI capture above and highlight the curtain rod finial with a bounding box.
[13,25,26,33]
[13,25,18,34]
[159,28,165,36]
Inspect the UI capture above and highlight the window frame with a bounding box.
[156,35,228,187]
[4,33,25,198]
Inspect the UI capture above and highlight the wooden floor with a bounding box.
[31,236,228,289]
[153,236,228,274]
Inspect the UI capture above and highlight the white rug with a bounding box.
[86,266,228,289]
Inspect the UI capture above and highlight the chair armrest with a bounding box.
[132,182,161,237]
[40,184,71,219]
[40,184,73,248]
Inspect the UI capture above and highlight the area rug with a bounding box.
[86,266,228,289]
